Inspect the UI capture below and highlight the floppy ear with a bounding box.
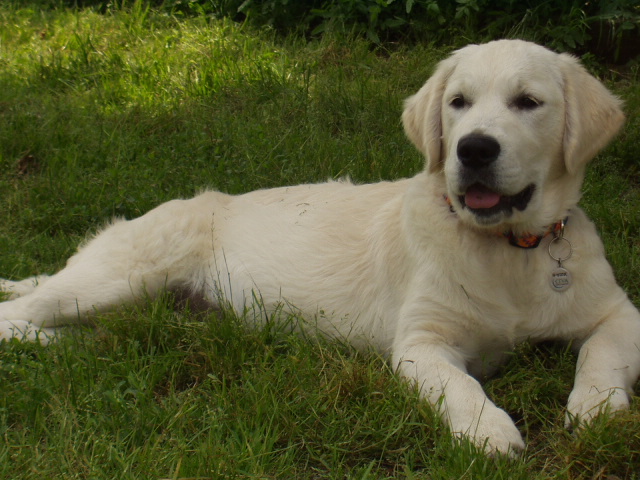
[402,56,457,173]
[561,54,625,175]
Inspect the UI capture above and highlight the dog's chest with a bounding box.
[448,245,578,341]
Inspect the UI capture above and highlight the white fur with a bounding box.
[1,40,639,455]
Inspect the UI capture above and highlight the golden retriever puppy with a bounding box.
[1,39,639,455]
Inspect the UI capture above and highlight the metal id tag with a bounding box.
[550,266,572,292]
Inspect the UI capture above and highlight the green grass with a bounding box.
[1,3,639,478]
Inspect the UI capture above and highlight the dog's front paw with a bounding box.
[565,385,630,429]
[450,403,525,456]
[0,320,55,345]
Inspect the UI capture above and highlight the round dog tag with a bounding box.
[550,267,572,292]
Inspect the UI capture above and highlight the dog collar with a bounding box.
[503,220,566,249]
[443,195,567,249]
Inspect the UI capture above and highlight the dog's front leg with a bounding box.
[394,333,524,454]
[393,333,525,455]
[566,297,640,428]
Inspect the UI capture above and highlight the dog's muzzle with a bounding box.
[455,134,535,221]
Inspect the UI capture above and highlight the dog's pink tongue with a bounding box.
[465,185,501,209]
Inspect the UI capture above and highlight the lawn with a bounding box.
[0,2,639,478]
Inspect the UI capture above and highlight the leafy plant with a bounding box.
[175,0,639,59]
[24,0,640,59]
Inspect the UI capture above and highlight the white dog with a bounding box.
[1,39,639,455]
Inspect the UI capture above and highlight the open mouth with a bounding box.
[458,184,535,217]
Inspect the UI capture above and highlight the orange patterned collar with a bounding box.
[503,220,566,249]
[443,195,567,249]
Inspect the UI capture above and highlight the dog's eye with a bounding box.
[449,95,468,109]
[513,95,542,110]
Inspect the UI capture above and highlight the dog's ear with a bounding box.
[402,56,457,173]
[561,54,625,175]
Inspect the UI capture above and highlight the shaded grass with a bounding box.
[0,3,639,479]
[1,298,441,478]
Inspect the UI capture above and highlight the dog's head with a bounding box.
[402,39,624,234]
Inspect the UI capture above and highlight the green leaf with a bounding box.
[406,0,415,14]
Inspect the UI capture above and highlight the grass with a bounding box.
[0,2,639,478]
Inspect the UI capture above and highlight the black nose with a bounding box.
[457,134,501,169]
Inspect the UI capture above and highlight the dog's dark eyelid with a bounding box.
[450,95,467,109]
[513,95,543,110]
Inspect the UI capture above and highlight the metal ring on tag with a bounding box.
[548,236,572,264]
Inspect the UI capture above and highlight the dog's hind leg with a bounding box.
[0,275,50,300]
[0,193,218,343]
